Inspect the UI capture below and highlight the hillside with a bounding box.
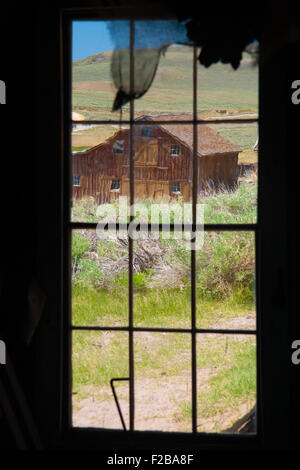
[72,45,258,121]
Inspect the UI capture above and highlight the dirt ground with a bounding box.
[72,111,86,121]
[72,314,256,433]
[73,81,116,92]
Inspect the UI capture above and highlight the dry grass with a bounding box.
[238,149,258,164]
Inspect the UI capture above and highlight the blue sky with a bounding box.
[72,20,191,62]
[72,21,115,61]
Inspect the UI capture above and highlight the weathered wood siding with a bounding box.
[72,125,238,204]
[199,153,238,192]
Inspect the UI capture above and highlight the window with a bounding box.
[110,179,120,191]
[72,175,80,186]
[170,144,180,156]
[170,181,181,193]
[66,11,262,446]
[141,126,152,137]
[113,140,124,154]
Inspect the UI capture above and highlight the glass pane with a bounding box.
[72,229,128,327]
[133,236,191,329]
[71,124,130,222]
[134,332,192,432]
[197,333,256,433]
[198,44,258,120]
[134,44,194,117]
[133,20,193,117]
[198,123,258,224]
[72,20,130,121]
[72,331,129,429]
[196,232,256,331]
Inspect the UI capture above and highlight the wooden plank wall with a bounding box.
[199,153,238,192]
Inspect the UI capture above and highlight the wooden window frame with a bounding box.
[110,179,121,191]
[72,175,80,187]
[113,140,124,154]
[141,126,152,137]
[170,181,181,193]
[64,8,259,444]
[170,144,180,156]
[50,5,292,451]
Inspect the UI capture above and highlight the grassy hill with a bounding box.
[72,45,258,121]
[72,45,258,163]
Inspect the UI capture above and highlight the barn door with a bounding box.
[134,140,158,165]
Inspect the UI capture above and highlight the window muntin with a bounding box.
[69,18,258,435]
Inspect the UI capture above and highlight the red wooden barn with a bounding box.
[72,114,241,204]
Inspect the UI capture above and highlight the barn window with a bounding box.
[110,179,120,191]
[65,10,264,449]
[170,181,181,193]
[113,140,124,154]
[170,144,180,156]
[141,126,152,137]
[72,175,80,186]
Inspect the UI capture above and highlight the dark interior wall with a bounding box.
[0,6,36,408]
[0,6,37,448]
[0,1,299,450]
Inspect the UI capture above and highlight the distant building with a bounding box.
[72,114,241,204]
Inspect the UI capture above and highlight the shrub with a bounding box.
[76,259,103,284]
[114,271,151,289]
[196,232,255,299]
[72,234,90,264]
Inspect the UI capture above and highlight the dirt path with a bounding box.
[73,314,256,433]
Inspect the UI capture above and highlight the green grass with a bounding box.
[72,330,129,393]
[72,146,91,152]
[210,122,258,150]
[176,336,256,430]
[201,179,257,224]
[73,282,254,329]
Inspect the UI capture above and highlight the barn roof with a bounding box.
[73,114,241,158]
[136,114,241,156]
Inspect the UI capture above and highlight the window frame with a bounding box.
[72,175,81,187]
[113,140,124,154]
[170,144,180,156]
[110,179,121,191]
[64,9,259,443]
[141,126,152,137]
[170,181,181,193]
[55,5,291,451]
